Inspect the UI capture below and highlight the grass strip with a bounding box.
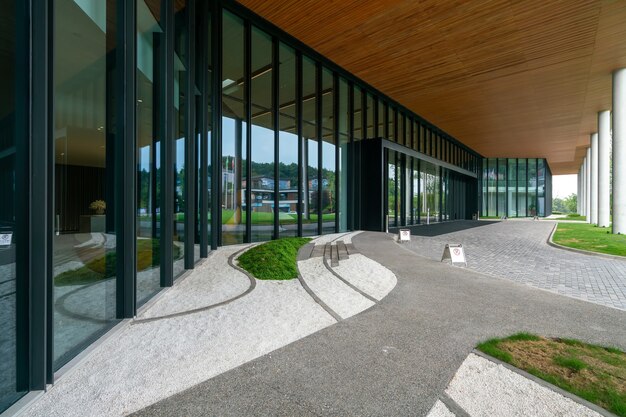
[553,222,626,256]
[237,237,311,280]
[477,333,626,416]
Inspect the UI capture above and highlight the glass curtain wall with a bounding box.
[221,11,246,244]
[387,150,397,228]
[52,0,118,370]
[0,0,27,410]
[173,1,188,276]
[480,158,550,218]
[136,0,163,306]
[301,57,318,236]
[321,68,336,233]
[250,27,274,242]
[337,78,349,232]
[277,43,298,237]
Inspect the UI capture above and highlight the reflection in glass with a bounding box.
[222,11,246,244]
[302,57,318,236]
[136,0,163,306]
[250,27,274,242]
[366,93,374,139]
[377,100,385,139]
[518,159,527,217]
[353,86,362,141]
[527,158,537,216]
[0,0,27,410]
[321,68,336,234]
[497,158,506,217]
[53,0,118,370]
[278,43,298,237]
[173,2,189,275]
[338,78,349,232]
[507,159,517,217]
[388,150,397,227]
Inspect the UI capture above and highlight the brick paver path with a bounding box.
[402,220,626,310]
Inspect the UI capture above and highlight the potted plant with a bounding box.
[89,200,106,215]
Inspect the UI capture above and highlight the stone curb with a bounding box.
[471,349,619,417]
[547,223,626,260]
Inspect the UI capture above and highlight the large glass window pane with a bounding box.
[528,158,537,216]
[518,159,527,217]
[278,44,298,237]
[538,159,546,217]
[388,107,396,142]
[173,1,187,275]
[353,86,362,141]
[338,78,349,232]
[205,7,212,250]
[136,0,163,306]
[221,11,246,244]
[507,159,517,217]
[53,0,118,370]
[366,93,374,139]
[497,158,506,217]
[487,159,497,216]
[250,27,274,242]
[302,57,318,236]
[413,121,419,152]
[0,0,27,410]
[377,100,384,139]
[321,68,335,234]
[387,150,397,227]
[412,160,419,224]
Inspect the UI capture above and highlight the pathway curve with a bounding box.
[131,231,626,417]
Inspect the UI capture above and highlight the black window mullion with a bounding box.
[296,52,303,236]
[185,0,196,267]
[199,0,209,257]
[272,37,279,239]
[244,21,251,243]
[210,1,221,249]
[316,62,323,235]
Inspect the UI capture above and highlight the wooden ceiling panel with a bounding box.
[238,0,626,174]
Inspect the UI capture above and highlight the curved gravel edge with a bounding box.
[132,246,257,324]
[321,254,378,303]
[547,223,626,260]
[296,244,342,322]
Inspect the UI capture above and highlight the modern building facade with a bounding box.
[0,1,562,414]
[481,158,553,218]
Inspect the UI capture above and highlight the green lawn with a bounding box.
[237,237,311,280]
[560,214,586,221]
[477,333,626,417]
[552,222,626,256]
[140,210,335,226]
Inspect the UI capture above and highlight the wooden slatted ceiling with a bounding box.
[238,0,626,174]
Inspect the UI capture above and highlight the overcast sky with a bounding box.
[553,174,577,199]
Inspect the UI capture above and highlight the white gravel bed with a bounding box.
[22,275,334,417]
[138,245,251,319]
[426,400,456,417]
[341,231,362,244]
[333,253,397,300]
[311,232,350,246]
[446,353,602,417]
[298,258,375,319]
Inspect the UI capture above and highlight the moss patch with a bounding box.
[477,333,626,416]
[237,237,311,280]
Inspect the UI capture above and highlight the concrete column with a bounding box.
[578,167,582,214]
[586,150,591,221]
[598,111,611,227]
[582,161,586,216]
[613,69,626,234]
[590,133,599,224]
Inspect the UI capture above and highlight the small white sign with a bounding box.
[399,229,411,242]
[0,232,13,247]
[441,243,466,266]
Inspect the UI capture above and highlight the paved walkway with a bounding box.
[401,220,626,310]
[132,231,626,416]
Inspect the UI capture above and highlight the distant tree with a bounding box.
[563,193,577,213]
[552,197,566,213]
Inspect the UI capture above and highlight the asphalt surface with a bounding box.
[131,231,626,417]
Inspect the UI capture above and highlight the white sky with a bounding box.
[553,174,578,199]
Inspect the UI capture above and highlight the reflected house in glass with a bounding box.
[0,1,557,414]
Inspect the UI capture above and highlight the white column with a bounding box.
[598,111,611,227]
[586,150,591,221]
[582,161,586,216]
[613,69,626,234]
[578,166,582,214]
[590,133,599,225]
